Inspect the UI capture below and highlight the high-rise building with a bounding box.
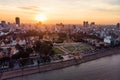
[116,23,120,28]
[83,21,89,27]
[1,21,6,27]
[15,17,20,26]
[90,22,95,27]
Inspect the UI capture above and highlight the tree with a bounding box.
[34,41,55,62]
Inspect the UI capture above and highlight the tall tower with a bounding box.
[1,21,6,27]
[15,17,20,26]
[116,23,120,28]
[83,21,89,27]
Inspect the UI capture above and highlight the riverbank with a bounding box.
[1,47,120,80]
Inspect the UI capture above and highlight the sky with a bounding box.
[0,0,120,24]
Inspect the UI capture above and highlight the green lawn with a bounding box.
[64,46,76,52]
[64,45,93,52]
[77,46,93,52]
[53,48,65,54]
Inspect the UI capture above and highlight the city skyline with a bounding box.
[0,0,120,24]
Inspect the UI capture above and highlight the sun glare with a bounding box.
[35,14,46,22]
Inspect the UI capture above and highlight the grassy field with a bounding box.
[64,44,93,52]
[76,45,93,52]
[53,48,65,54]
[64,46,76,52]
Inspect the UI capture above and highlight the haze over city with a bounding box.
[1,0,120,80]
[0,0,120,24]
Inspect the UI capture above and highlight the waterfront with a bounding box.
[8,54,120,80]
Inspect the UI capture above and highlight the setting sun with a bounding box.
[35,14,46,22]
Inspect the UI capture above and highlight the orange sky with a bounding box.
[0,0,120,24]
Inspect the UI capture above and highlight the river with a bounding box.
[8,54,120,80]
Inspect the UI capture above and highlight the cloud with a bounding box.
[18,6,43,12]
[95,8,120,12]
[106,0,120,5]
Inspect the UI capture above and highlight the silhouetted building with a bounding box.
[83,21,89,27]
[116,23,120,28]
[90,22,95,27]
[1,21,6,27]
[15,17,20,26]
[56,23,64,26]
